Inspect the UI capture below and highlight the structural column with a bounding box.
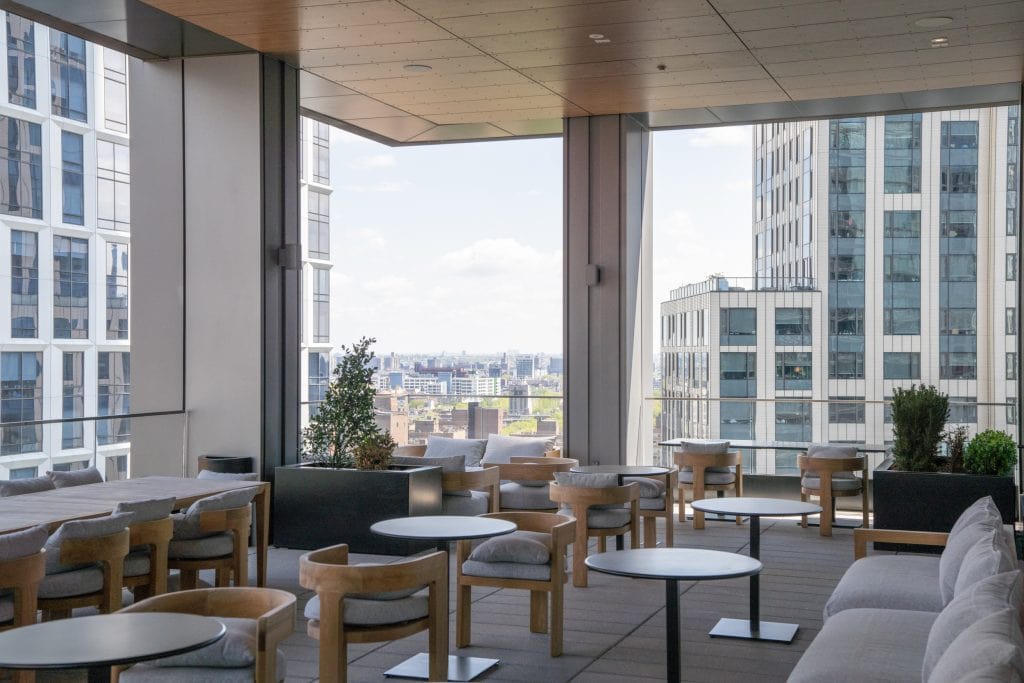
[563,115,653,465]
[129,54,300,478]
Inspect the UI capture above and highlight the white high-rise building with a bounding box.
[661,107,1019,473]
[0,15,131,481]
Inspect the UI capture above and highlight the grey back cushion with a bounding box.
[923,570,1023,680]
[151,616,256,668]
[468,530,551,565]
[0,525,48,561]
[553,471,620,510]
[928,608,1024,683]
[0,476,55,497]
[173,488,258,541]
[44,512,135,575]
[114,497,176,523]
[481,434,556,465]
[197,470,259,482]
[953,531,1018,597]
[425,436,487,468]
[939,520,1001,604]
[950,495,1003,537]
[678,439,729,454]
[392,454,469,496]
[807,444,858,458]
[48,467,103,488]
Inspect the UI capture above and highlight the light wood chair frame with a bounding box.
[113,587,296,683]
[39,528,130,620]
[123,517,173,600]
[797,454,869,536]
[392,444,426,457]
[495,457,578,512]
[168,504,251,590]
[638,467,678,548]
[548,481,640,587]
[674,450,744,529]
[456,512,575,656]
[299,544,448,683]
[0,549,44,683]
[852,528,949,560]
[390,445,500,512]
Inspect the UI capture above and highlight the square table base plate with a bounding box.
[384,653,500,681]
[798,515,862,529]
[709,618,799,643]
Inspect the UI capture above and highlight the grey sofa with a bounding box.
[789,497,1024,682]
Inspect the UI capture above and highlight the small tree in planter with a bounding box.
[890,384,948,472]
[302,336,394,469]
[964,430,1017,477]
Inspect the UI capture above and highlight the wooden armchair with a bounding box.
[114,587,296,683]
[798,451,868,536]
[444,466,500,514]
[457,511,575,656]
[123,517,173,599]
[496,457,577,512]
[299,544,448,683]
[39,528,130,619]
[0,528,46,632]
[674,450,743,529]
[549,480,640,587]
[633,467,678,547]
[169,504,252,589]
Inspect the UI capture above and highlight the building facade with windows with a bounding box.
[0,13,131,481]
[661,107,1019,474]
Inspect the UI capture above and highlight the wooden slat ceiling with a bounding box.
[139,0,1024,144]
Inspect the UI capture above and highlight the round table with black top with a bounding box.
[691,496,822,643]
[371,514,517,682]
[586,548,762,682]
[0,612,226,683]
[570,465,671,549]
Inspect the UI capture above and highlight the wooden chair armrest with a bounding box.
[550,516,576,548]
[393,445,427,457]
[0,550,45,586]
[60,529,130,566]
[257,592,297,650]
[199,506,252,533]
[303,543,349,568]
[444,467,499,490]
[549,482,640,506]
[129,517,173,547]
[853,528,949,559]
[497,463,555,482]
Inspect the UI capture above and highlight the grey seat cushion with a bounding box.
[677,439,730,454]
[120,653,286,683]
[639,495,667,511]
[623,476,665,498]
[929,608,1024,683]
[44,512,135,575]
[38,566,104,599]
[679,469,735,485]
[169,533,234,560]
[124,550,152,577]
[442,490,489,516]
[787,608,936,683]
[558,507,630,529]
[462,560,551,581]
[800,473,862,491]
[304,591,429,627]
[481,434,556,465]
[939,520,1003,603]
[0,525,47,560]
[923,570,1023,680]
[196,470,259,482]
[499,482,555,510]
[151,617,257,668]
[0,476,55,497]
[425,436,487,468]
[393,454,469,496]
[114,497,176,523]
[48,467,103,488]
[469,530,550,564]
[824,555,942,619]
[173,488,259,541]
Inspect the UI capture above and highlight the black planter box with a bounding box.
[273,464,443,555]
[872,460,1017,552]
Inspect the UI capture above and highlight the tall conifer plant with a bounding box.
[890,384,948,472]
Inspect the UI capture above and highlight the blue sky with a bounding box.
[330,125,752,354]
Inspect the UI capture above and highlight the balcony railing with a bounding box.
[669,276,817,300]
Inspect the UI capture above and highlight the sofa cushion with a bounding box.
[824,555,942,619]
[173,488,258,541]
[0,525,47,561]
[499,482,555,510]
[304,592,429,627]
[623,476,665,498]
[928,608,1024,683]
[0,476,54,497]
[425,436,487,468]
[114,497,176,523]
[953,531,1018,596]
[787,608,936,683]
[553,472,620,510]
[461,560,551,582]
[469,531,550,565]
[949,496,1003,537]
[44,512,134,575]
[939,520,1002,604]
[481,434,556,465]
[924,570,1023,680]
[677,439,729,454]
[393,454,469,496]
[196,470,259,482]
[442,490,489,516]
[47,467,103,488]
[38,566,105,599]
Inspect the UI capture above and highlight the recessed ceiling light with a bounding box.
[588,33,604,40]
[594,38,611,44]
[403,64,432,73]
[915,16,953,28]
[930,36,950,47]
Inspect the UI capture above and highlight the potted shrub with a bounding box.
[873,385,1017,550]
[274,337,441,553]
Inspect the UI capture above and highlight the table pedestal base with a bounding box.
[384,653,500,681]
[709,617,799,643]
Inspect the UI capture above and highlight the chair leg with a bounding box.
[692,475,706,530]
[179,569,198,591]
[643,516,656,548]
[428,578,448,683]
[664,510,674,548]
[572,518,589,588]
[215,568,230,587]
[800,492,809,528]
[820,491,834,537]
[456,583,472,648]
[316,595,345,683]
[862,484,870,529]
[597,535,606,553]
[42,608,70,621]
[550,583,563,657]
[233,532,248,587]
[677,485,687,523]
[530,590,548,634]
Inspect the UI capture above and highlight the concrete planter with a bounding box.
[273,463,443,554]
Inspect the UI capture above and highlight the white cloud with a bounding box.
[357,228,387,248]
[342,181,407,193]
[686,125,752,148]
[351,154,396,169]
[438,238,561,278]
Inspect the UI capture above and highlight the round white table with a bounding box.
[371,515,516,681]
[691,497,822,643]
[586,548,762,682]
[0,613,226,682]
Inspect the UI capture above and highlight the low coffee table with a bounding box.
[0,613,226,683]
[586,548,761,682]
[691,496,822,643]
[571,465,670,549]
[371,515,517,681]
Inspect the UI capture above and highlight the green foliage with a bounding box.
[964,430,1017,476]
[502,419,539,435]
[352,431,397,471]
[945,425,968,474]
[302,337,384,469]
[891,385,948,472]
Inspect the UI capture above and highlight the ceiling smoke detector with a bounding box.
[403,64,432,73]
[915,16,954,28]
[930,36,950,47]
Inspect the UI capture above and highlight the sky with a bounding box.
[329,125,753,355]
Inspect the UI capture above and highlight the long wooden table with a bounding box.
[0,477,270,587]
